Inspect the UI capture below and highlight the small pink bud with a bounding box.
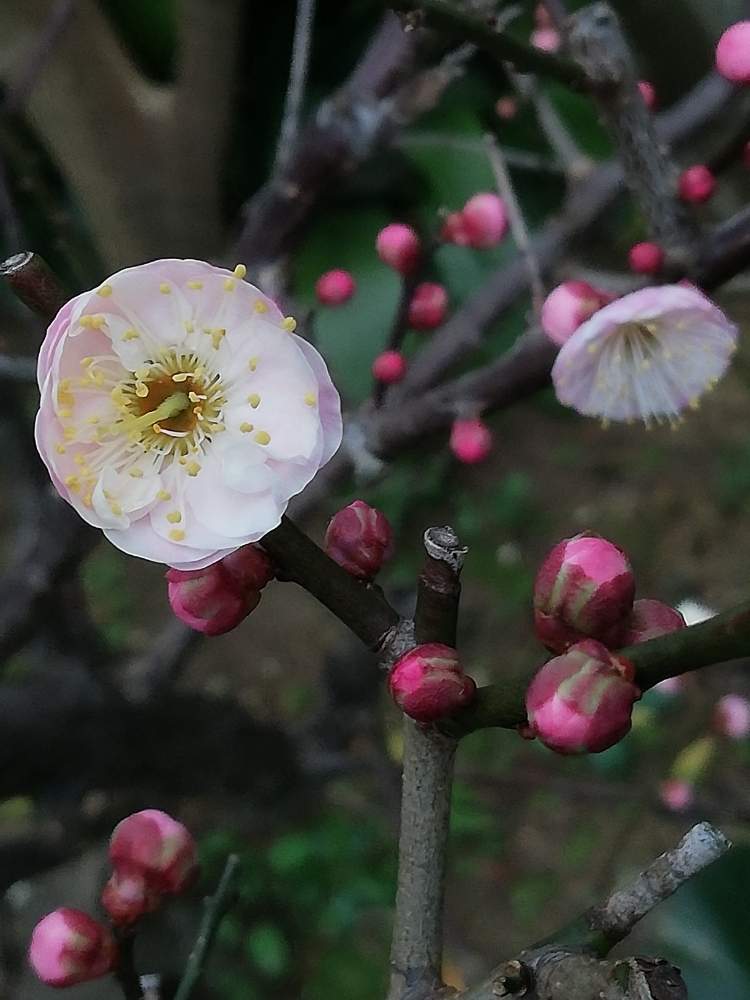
[167,563,260,636]
[461,193,508,249]
[408,282,449,330]
[678,164,716,203]
[29,908,117,987]
[372,349,407,384]
[376,223,421,274]
[315,269,356,306]
[109,809,198,897]
[715,21,750,84]
[621,598,686,645]
[449,418,493,464]
[628,241,664,275]
[525,639,640,754]
[533,532,635,653]
[220,545,274,592]
[324,499,393,580]
[101,866,161,926]
[531,27,561,52]
[713,693,750,740]
[659,778,694,812]
[389,643,476,722]
[540,281,608,346]
[441,211,471,246]
[637,80,657,109]
[495,96,518,120]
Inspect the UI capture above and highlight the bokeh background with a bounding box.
[1,1,750,997]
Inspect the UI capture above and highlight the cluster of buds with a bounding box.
[167,544,274,635]
[389,643,476,723]
[325,500,394,580]
[29,810,197,988]
[441,193,508,250]
[526,532,687,755]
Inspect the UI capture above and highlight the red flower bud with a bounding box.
[628,241,664,275]
[167,563,260,635]
[533,532,635,652]
[461,193,508,249]
[389,643,476,722]
[716,21,750,84]
[495,96,518,120]
[441,211,471,245]
[525,639,640,754]
[678,164,716,204]
[101,866,161,926]
[541,281,608,346]
[408,282,448,330]
[109,809,198,897]
[449,418,493,464]
[376,223,421,274]
[220,544,274,592]
[315,269,356,306]
[324,499,393,580]
[29,908,117,987]
[621,598,685,645]
[372,350,407,384]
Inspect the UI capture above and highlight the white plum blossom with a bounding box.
[552,284,738,427]
[35,259,342,569]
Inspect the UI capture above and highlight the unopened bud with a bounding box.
[220,544,274,592]
[621,598,686,645]
[372,349,407,384]
[324,499,393,580]
[541,281,608,346]
[29,909,117,987]
[315,269,356,306]
[525,639,640,754]
[101,866,160,926]
[533,532,635,652]
[678,164,716,204]
[449,418,493,464]
[461,193,508,249]
[715,21,750,84]
[167,563,260,635]
[389,643,476,722]
[408,282,448,330]
[109,809,198,897]
[376,223,421,274]
[628,241,664,275]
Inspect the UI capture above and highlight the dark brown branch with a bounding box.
[261,516,404,657]
[388,526,465,1000]
[113,933,143,1000]
[0,251,68,321]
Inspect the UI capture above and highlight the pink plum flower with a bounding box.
[35,260,342,570]
[552,284,737,426]
[29,908,117,987]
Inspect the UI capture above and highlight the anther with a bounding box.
[253,301,268,314]
[159,282,171,294]
[186,280,203,290]
[254,430,271,445]
[167,511,182,523]
[247,393,260,408]
[233,264,247,279]
[169,529,185,541]
[282,316,297,332]
[97,284,113,297]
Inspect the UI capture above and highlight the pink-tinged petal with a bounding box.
[293,335,343,465]
[37,291,89,390]
[104,516,236,570]
[187,453,283,539]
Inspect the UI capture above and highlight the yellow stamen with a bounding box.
[97,284,113,297]
[186,461,201,476]
[304,392,316,406]
[223,278,236,291]
[187,279,203,290]
[240,422,254,433]
[167,511,182,523]
[254,301,268,314]
[159,282,171,294]
[282,316,297,332]
[169,529,185,541]
[247,393,260,408]
[248,357,258,371]
[157,489,171,501]
[254,430,270,445]
[233,263,247,279]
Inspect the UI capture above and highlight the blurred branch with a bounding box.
[274,0,317,174]
[3,0,75,114]
[388,527,464,1000]
[113,934,142,1000]
[462,822,729,1000]
[399,132,566,173]
[386,0,585,84]
[173,855,240,1000]
[512,72,593,181]
[0,354,35,380]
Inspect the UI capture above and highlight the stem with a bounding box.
[388,526,465,1000]
[387,0,585,85]
[274,0,317,174]
[261,516,403,656]
[0,251,69,321]
[113,933,142,1000]
[173,854,240,1000]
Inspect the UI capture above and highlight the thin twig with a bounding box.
[113,933,142,1000]
[399,132,565,173]
[484,134,545,315]
[173,854,241,1000]
[511,72,593,181]
[275,0,317,174]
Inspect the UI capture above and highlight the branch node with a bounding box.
[423,526,468,573]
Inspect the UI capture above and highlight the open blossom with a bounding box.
[35,260,342,570]
[552,285,737,426]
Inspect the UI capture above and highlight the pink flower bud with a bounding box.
[167,563,261,636]
[449,418,493,464]
[715,21,750,84]
[540,281,608,346]
[109,809,198,897]
[678,164,716,203]
[533,532,635,653]
[531,27,561,53]
[372,349,407,384]
[441,211,471,246]
[621,598,686,645]
[713,693,750,740]
[659,778,694,812]
[495,96,518,120]
[315,269,356,306]
[376,223,421,274]
[525,639,640,754]
[220,544,274,592]
[389,643,476,722]
[408,282,449,330]
[324,499,393,579]
[637,80,657,109]
[101,866,161,926]
[29,908,117,987]
[461,193,508,249]
[628,241,664,275]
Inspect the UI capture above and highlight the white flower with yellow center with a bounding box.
[35,259,342,569]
